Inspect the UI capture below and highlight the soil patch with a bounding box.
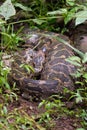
[8,96,82,130]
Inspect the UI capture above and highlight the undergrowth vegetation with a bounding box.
[0,0,87,130]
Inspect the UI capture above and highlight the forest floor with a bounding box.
[8,96,82,130]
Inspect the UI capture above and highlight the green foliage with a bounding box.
[0,0,16,20]
[20,64,35,74]
[1,0,87,33]
[80,110,87,125]
[38,96,74,126]
[66,55,87,129]
[46,0,87,26]
[75,10,87,26]
[0,25,23,50]
[0,58,10,90]
[76,128,85,130]
[0,0,23,50]
[0,106,45,130]
[0,53,18,103]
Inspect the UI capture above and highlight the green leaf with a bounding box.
[82,52,87,63]
[38,100,46,108]
[28,65,35,73]
[83,73,87,79]
[66,60,81,66]
[76,128,85,130]
[64,8,76,24]
[75,81,84,86]
[14,3,32,11]
[47,9,67,15]
[0,19,6,25]
[0,0,16,21]
[32,19,46,25]
[0,77,10,89]
[3,106,8,115]
[75,90,83,103]
[67,56,81,62]
[71,71,82,78]
[66,56,81,67]
[20,64,34,73]
[75,10,87,26]
[66,0,75,6]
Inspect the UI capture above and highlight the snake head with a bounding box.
[33,50,45,73]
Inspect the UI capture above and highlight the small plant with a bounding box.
[0,53,18,102]
[79,109,87,128]
[20,63,35,74]
[0,106,45,130]
[0,0,23,50]
[66,54,87,129]
[0,25,23,50]
[0,57,10,90]
[47,0,87,26]
[38,95,74,129]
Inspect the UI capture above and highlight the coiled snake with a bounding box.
[3,30,76,98]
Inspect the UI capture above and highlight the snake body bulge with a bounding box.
[12,31,76,97]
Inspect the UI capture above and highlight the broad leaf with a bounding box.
[0,0,16,21]
[75,10,87,26]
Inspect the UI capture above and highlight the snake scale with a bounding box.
[4,30,77,98]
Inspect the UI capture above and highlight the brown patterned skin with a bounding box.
[8,47,45,85]
[41,37,76,93]
[7,30,76,98]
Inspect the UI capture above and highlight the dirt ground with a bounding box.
[8,96,82,130]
